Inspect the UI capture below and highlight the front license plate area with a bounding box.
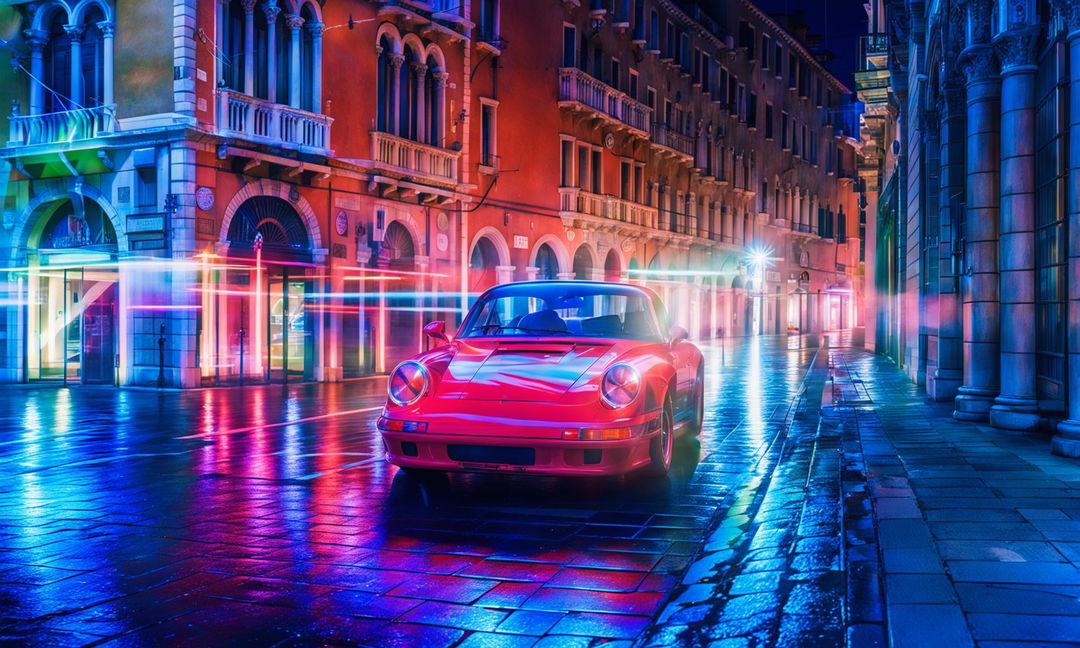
[447,444,536,466]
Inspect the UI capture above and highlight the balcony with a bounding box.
[558,68,651,138]
[371,130,459,186]
[218,90,333,156]
[649,122,695,162]
[558,187,658,230]
[6,104,116,148]
[859,33,889,63]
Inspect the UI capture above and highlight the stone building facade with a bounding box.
[872,0,1080,456]
[0,0,862,389]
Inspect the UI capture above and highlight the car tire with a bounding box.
[645,398,674,476]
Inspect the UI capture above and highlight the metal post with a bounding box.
[239,325,246,386]
[157,322,166,388]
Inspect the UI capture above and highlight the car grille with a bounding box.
[447,444,536,466]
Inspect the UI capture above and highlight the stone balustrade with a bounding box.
[7,103,116,147]
[371,130,459,184]
[218,90,333,155]
[558,67,651,135]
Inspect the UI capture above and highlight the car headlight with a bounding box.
[388,361,429,406]
[600,363,641,409]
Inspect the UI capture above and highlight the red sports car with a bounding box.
[377,280,704,477]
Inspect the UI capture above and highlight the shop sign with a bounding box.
[513,235,528,249]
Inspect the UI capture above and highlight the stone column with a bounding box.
[287,14,304,108]
[433,71,448,146]
[389,53,404,134]
[241,0,256,96]
[308,22,324,112]
[65,25,83,106]
[1052,2,1080,455]
[413,63,427,143]
[954,9,1001,420]
[24,30,46,114]
[264,1,281,102]
[99,21,114,107]
[931,83,966,400]
[990,25,1042,430]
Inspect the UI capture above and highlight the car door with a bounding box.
[652,295,694,414]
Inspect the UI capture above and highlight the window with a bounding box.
[837,209,847,243]
[591,149,602,194]
[718,67,729,105]
[633,164,643,202]
[737,84,746,121]
[136,164,157,209]
[701,53,710,93]
[761,34,770,69]
[562,24,576,67]
[665,21,675,59]
[577,145,589,189]
[34,2,116,114]
[747,92,757,129]
[479,0,499,41]
[646,86,656,110]
[648,10,659,51]
[738,21,754,60]
[809,130,816,164]
[633,0,645,41]
[611,58,621,91]
[480,99,497,167]
[692,47,701,82]
[560,139,574,186]
[781,112,789,149]
[729,75,738,113]
[788,52,797,88]
[629,69,639,100]
[620,161,632,198]
[774,42,783,78]
[816,78,823,107]
[592,45,603,80]
[802,125,808,158]
[680,33,690,69]
[791,119,799,155]
[765,103,774,139]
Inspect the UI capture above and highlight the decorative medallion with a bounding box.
[335,210,348,236]
[566,229,576,241]
[604,132,616,149]
[436,211,450,231]
[195,186,215,212]
[436,233,449,252]
[288,186,301,203]
[621,237,636,253]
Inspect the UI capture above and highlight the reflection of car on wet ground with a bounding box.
[378,280,704,477]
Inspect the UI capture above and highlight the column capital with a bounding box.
[63,24,84,39]
[285,13,305,30]
[240,0,257,14]
[97,20,115,37]
[389,53,404,70]
[993,25,1041,72]
[263,2,281,24]
[306,21,324,37]
[411,62,428,76]
[432,71,449,86]
[23,29,47,52]
[1051,0,1080,36]
[958,43,998,85]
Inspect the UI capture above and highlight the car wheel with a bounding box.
[645,398,674,476]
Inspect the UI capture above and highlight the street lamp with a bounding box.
[745,245,774,336]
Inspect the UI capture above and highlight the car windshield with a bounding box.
[458,283,664,341]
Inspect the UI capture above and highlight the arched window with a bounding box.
[42,10,71,113]
[273,8,289,104]
[535,244,559,280]
[376,36,395,132]
[223,0,246,91]
[299,3,319,111]
[469,237,500,291]
[572,245,592,280]
[80,7,106,107]
[425,54,440,144]
[227,196,311,251]
[604,250,621,282]
[252,2,270,99]
[400,46,418,139]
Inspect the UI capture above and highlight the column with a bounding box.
[433,71,449,146]
[264,2,281,103]
[1052,2,1080,455]
[65,24,83,107]
[24,30,46,114]
[287,14,304,108]
[954,0,1001,421]
[413,63,427,143]
[930,83,965,400]
[990,25,1042,430]
[99,21,114,107]
[389,54,404,135]
[242,0,256,96]
[308,22,324,113]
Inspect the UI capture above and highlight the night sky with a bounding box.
[747,0,868,89]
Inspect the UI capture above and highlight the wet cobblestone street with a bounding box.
[2,336,1080,647]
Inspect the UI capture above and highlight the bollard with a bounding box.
[238,327,246,386]
[157,323,166,388]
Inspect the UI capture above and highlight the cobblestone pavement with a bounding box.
[3,337,1079,647]
[0,336,817,647]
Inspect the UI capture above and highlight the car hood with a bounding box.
[436,339,612,402]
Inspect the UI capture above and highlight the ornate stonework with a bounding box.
[993,25,1041,70]
[963,0,993,45]
[285,14,305,31]
[958,43,997,83]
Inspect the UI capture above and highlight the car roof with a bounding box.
[479,280,660,300]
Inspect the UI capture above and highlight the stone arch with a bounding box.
[31,1,72,31]
[603,248,622,282]
[375,21,403,54]
[71,0,113,25]
[296,0,322,21]
[571,242,596,280]
[382,213,424,259]
[423,42,447,71]
[10,182,126,263]
[468,226,511,267]
[219,179,322,249]
[401,33,426,59]
[529,234,570,272]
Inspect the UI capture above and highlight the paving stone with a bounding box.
[887,604,974,648]
[883,574,957,604]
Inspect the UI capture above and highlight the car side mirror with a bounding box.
[668,325,688,348]
[424,320,449,344]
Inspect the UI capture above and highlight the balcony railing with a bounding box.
[558,68,651,135]
[371,130,459,184]
[218,90,333,155]
[7,104,116,147]
[559,187,657,229]
[650,122,695,158]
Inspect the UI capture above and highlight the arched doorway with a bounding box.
[214,196,313,384]
[572,245,593,280]
[470,236,500,292]
[377,221,419,370]
[24,197,119,384]
[604,250,621,282]
[535,243,559,280]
